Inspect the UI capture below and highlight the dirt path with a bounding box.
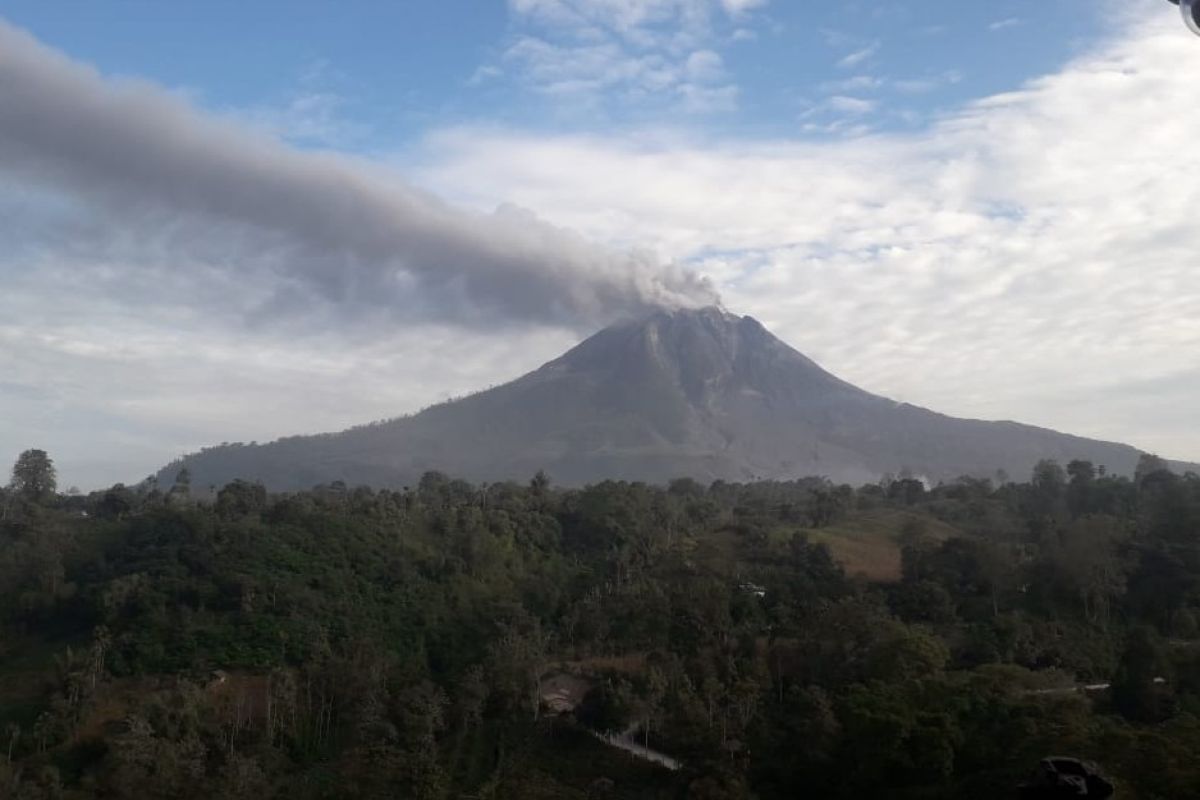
[589,729,682,771]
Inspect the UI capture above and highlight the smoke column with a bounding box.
[0,20,718,328]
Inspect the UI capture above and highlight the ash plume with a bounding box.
[0,20,717,328]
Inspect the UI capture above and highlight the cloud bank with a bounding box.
[0,21,716,330]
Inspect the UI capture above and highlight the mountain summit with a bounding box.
[161,307,1163,490]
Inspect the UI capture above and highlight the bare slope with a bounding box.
[159,307,1177,490]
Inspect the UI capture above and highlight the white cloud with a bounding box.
[820,74,884,93]
[467,64,504,86]
[685,48,725,80]
[821,72,961,97]
[494,0,759,112]
[678,81,738,112]
[837,41,880,69]
[719,0,767,15]
[825,95,876,114]
[415,16,1200,464]
[989,17,1023,32]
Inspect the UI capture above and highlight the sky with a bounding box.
[1,0,1198,489]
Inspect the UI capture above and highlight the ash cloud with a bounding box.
[0,21,717,329]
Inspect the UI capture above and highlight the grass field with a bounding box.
[688,507,961,583]
[803,508,960,582]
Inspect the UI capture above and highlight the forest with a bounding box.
[2,450,1200,799]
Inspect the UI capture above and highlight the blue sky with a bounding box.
[1,1,1198,489]
[1,0,1103,144]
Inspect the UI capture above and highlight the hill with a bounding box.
[158,306,1189,490]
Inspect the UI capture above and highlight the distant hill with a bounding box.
[157,307,1192,490]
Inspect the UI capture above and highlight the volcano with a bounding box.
[159,307,1177,490]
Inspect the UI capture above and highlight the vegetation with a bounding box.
[2,453,1199,798]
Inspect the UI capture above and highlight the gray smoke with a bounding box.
[0,21,718,328]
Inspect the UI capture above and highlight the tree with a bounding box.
[452,665,489,731]
[530,470,552,512]
[1031,459,1065,503]
[487,615,553,720]
[888,478,926,506]
[1055,515,1128,628]
[866,623,949,681]
[1112,627,1174,722]
[10,449,56,502]
[530,469,551,496]
[167,468,192,503]
[98,484,136,520]
[1135,453,1171,486]
[1066,460,1096,517]
[1067,460,1096,484]
[1025,459,1068,530]
[215,480,267,519]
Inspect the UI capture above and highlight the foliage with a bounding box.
[1,453,1199,798]
[9,450,57,504]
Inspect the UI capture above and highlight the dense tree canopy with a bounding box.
[1,452,1199,798]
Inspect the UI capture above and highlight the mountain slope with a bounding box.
[159,307,1184,490]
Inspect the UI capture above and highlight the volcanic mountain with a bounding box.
[159,307,1180,491]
